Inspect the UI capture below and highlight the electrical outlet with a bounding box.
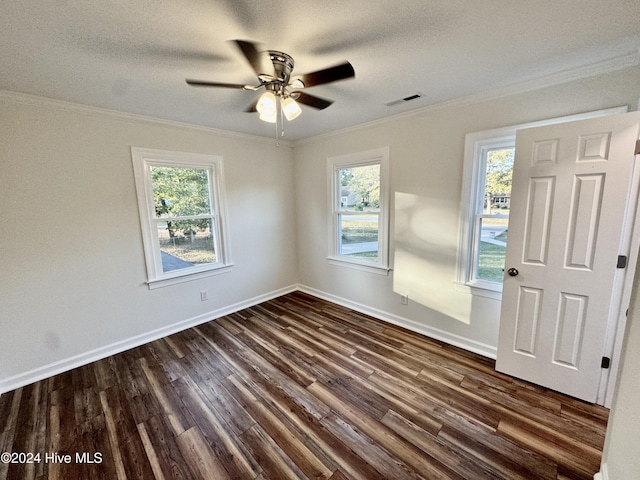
[400,294,409,305]
[200,290,208,301]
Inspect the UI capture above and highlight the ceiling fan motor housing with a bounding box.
[268,51,295,84]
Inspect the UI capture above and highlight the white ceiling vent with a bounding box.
[385,93,425,107]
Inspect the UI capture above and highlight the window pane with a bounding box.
[338,164,380,213]
[476,217,508,282]
[476,146,513,283]
[482,147,514,214]
[151,166,211,217]
[157,219,216,272]
[339,214,379,260]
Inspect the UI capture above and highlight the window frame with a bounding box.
[327,147,390,275]
[131,147,232,289]
[466,138,515,294]
[457,107,628,299]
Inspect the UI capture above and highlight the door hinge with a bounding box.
[601,356,611,369]
[635,139,640,155]
[617,255,628,268]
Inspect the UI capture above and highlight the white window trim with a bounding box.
[131,147,233,289]
[456,106,628,299]
[327,147,390,275]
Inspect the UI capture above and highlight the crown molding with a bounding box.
[0,90,292,147]
[295,50,640,146]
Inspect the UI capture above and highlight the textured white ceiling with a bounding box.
[2,0,639,140]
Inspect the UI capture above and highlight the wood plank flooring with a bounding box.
[0,292,609,479]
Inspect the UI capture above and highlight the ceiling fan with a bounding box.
[186,40,355,126]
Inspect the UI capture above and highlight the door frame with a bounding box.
[601,139,640,406]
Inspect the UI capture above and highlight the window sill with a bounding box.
[327,257,390,276]
[454,281,502,300]
[147,264,233,289]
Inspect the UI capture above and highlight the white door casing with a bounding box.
[496,112,640,403]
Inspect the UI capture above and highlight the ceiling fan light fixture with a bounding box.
[259,110,277,123]
[256,91,277,122]
[282,97,302,121]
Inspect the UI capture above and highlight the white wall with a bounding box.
[294,65,640,357]
[0,94,298,391]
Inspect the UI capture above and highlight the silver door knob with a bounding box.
[507,267,519,277]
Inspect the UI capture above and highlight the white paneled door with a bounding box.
[496,112,640,403]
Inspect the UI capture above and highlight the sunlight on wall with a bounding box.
[393,192,473,324]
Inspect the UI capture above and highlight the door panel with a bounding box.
[496,112,640,402]
[565,174,604,269]
[553,292,587,367]
[513,286,543,356]
[523,176,554,264]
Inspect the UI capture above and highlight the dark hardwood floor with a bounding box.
[0,292,608,479]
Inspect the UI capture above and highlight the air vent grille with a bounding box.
[385,92,425,107]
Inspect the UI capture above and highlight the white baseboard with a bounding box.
[594,463,608,480]
[0,284,298,394]
[298,284,497,359]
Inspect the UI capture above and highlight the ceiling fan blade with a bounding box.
[295,61,355,88]
[293,92,334,110]
[186,79,251,89]
[233,39,276,80]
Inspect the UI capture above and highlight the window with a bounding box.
[131,148,231,288]
[457,107,627,298]
[462,137,515,293]
[328,147,390,273]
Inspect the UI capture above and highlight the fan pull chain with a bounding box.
[274,95,283,147]
[280,101,285,137]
